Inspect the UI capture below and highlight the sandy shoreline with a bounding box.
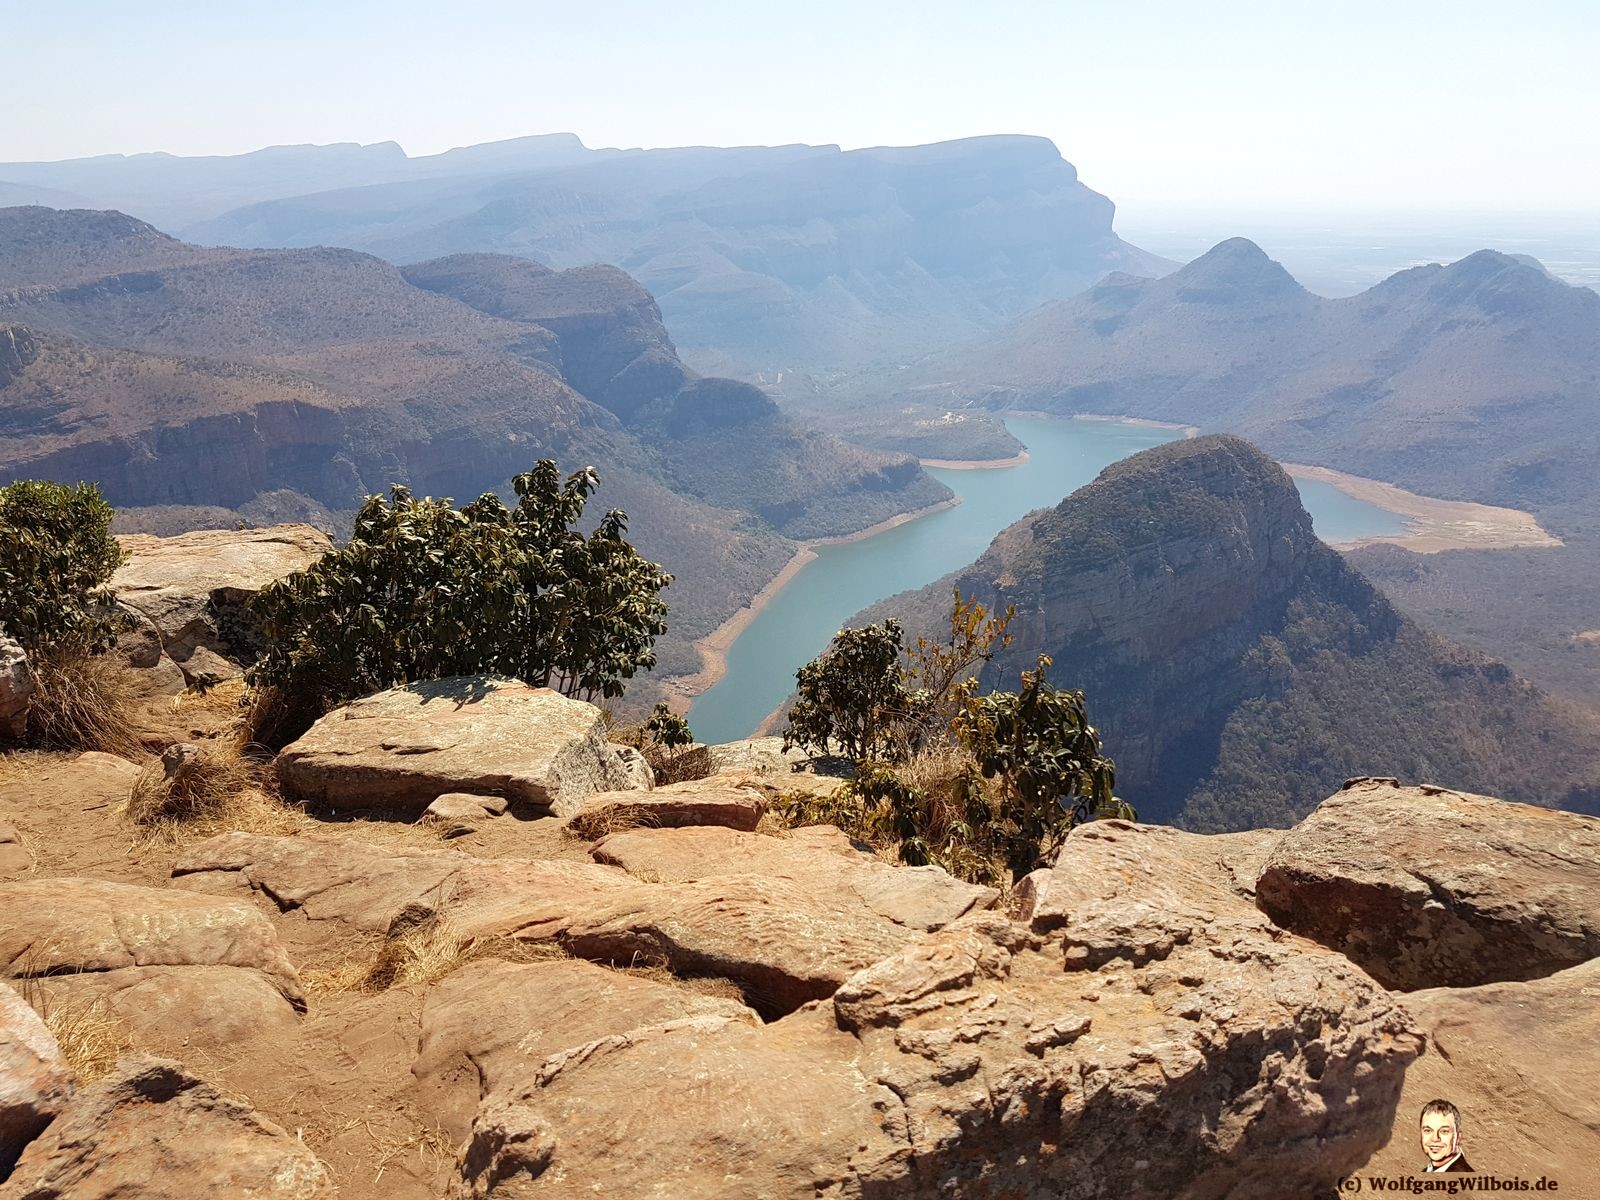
[919,450,1030,470]
[663,496,962,706]
[1283,463,1563,554]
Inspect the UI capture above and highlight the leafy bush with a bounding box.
[783,619,921,761]
[644,702,694,755]
[247,462,672,743]
[779,594,1126,882]
[955,655,1133,877]
[0,481,125,654]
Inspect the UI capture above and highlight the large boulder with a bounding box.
[414,958,758,1136]
[111,524,332,685]
[0,982,74,1178]
[451,822,1421,1198]
[1361,956,1600,1180]
[1255,778,1600,989]
[274,678,646,816]
[0,878,305,1053]
[2,1056,329,1198]
[0,636,34,741]
[590,824,1000,931]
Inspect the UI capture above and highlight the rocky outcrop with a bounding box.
[2,1056,329,1198]
[0,878,305,1052]
[274,678,647,816]
[449,821,1421,1198]
[413,958,758,1136]
[111,524,332,686]
[1255,777,1600,990]
[0,637,33,740]
[565,776,769,837]
[0,981,73,1177]
[422,793,510,838]
[591,824,999,931]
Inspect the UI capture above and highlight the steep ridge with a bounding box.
[49,134,1174,373]
[863,436,1600,829]
[0,207,950,675]
[876,238,1600,518]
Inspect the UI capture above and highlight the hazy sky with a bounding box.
[8,0,1598,218]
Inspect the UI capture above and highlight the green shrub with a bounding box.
[645,702,694,754]
[955,655,1133,877]
[783,619,921,761]
[778,596,1126,882]
[246,462,672,744]
[0,481,125,654]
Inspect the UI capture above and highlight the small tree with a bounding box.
[645,702,694,755]
[247,461,672,743]
[783,619,918,761]
[955,654,1133,878]
[0,481,125,654]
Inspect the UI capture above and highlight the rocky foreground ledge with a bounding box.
[5,701,1598,1199]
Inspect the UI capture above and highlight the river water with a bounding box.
[686,416,1407,744]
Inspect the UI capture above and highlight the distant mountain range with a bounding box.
[0,205,950,678]
[867,238,1600,519]
[862,436,1600,828]
[0,135,1172,375]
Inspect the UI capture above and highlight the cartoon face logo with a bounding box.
[1419,1100,1472,1173]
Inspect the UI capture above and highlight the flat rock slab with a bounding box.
[1255,778,1600,989]
[566,776,768,837]
[275,677,645,816]
[3,1056,330,1199]
[0,877,306,1053]
[1363,956,1600,1181]
[414,958,758,1136]
[452,824,1422,1200]
[174,832,926,1018]
[1,981,74,1175]
[591,824,1000,931]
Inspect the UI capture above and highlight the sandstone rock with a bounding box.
[0,637,34,741]
[1,981,73,1177]
[566,776,767,837]
[1255,778,1600,989]
[2,1056,329,1198]
[703,736,807,775]
[424,793,510,838]
[110,525,333,673]
[590,824,999,931]
[451,837,1422,1199]
[173,832,468,933]
[174,832,925,1018]
[0,823,28,880]
[414,958,757,1136]
[610,745,653,792]
[275,678,646,816]
[0,878,305,1052]
[1362,957,1600,1179]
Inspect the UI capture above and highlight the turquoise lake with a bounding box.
[687,416,1408,744]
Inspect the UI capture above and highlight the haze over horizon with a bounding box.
[10,0,1599,222]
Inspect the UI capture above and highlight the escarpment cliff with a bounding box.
[873,436,1600,828]
[0,206,951,669]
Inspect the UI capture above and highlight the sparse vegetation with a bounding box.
[25,647,146,758]
[246,461,673,745]
[0,480,125,655]
[20,984,131,1082]
[126,744,257,825]
[779,592,1125,883]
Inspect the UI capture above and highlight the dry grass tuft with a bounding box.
[614,962,749,1005]
[26,645,147,760]
[563,803,659,842]
[127,744,256,824]
[27,988,132,1081]
[301,924,571,996]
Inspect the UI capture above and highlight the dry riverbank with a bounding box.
[918,450,1030,470]
[1284,464,1563,553]
[661,496,962,707]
